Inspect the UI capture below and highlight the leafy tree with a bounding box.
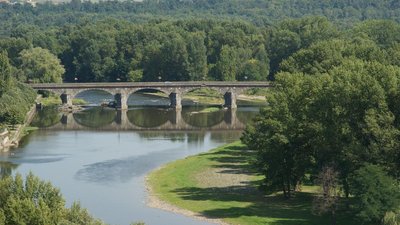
[241,73,323,198]
[0,82,36,125]
[214,45,239,81]
[349,164,400,224]
[0,173,108,225]
[61,23,117,82]
[0,51,12,96]
[159,34,190,81]
[19,47,65,83]
[187,32,208,80]
[352,20,400,48]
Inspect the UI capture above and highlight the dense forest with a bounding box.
[1,0,400,31]
[1,17,400,84]
[0,0,400,84]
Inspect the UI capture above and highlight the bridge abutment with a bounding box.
[223,92,237,109]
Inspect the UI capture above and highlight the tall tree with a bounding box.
[0,51,12,96]
[187,32,208,80]
[19,47,65,83]
[214,45,239,81]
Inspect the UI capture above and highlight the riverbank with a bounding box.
[0,98,38,151]
[146,142,357,225]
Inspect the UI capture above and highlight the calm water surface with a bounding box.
[0,91,262,225]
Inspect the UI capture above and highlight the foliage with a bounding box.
[241,73,323,198]
[383,209,400,225]
[0,51,12,96]
[349,164,400,224]
[242,40,400,220]
[0,82,36,125]
[0,173,107,225]
[1,0,400,35]
[19,47,65,83]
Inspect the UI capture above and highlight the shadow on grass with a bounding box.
[172,143,357,225]
[172,186,339,225]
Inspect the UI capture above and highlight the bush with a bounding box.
[0,82,36,125]
[349,164,400,224]
[0,173,106,225]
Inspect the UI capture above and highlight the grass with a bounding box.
[72,98,87,105]
[148,141,358,225]
[21,126,38,137]
[184,88,224,105]
[40,96,87,106]
[40,96,61,106]
[184,88,268,105]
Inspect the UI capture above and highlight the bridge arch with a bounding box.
[127,89,170,107]
[74,89,115,106]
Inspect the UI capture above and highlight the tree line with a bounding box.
[1,0,400,33]
[2,17,400,85]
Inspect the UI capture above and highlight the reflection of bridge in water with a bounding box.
[45,109,246,131]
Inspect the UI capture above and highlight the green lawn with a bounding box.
[148,142,358,225]
[40,96,87,106]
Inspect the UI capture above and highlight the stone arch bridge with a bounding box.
[29,81,271,109]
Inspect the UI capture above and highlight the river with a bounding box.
[0,91,262,225]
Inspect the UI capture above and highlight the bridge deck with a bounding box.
[29,81,271,89]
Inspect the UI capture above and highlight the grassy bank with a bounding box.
[147,142,357,225]
[40,95,87,106]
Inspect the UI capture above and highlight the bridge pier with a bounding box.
[115,93,128,110]
[60,93,73,106]
[169,92,182,109]
[223,92,237,109]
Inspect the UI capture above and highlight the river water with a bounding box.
[0,91,262,225]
